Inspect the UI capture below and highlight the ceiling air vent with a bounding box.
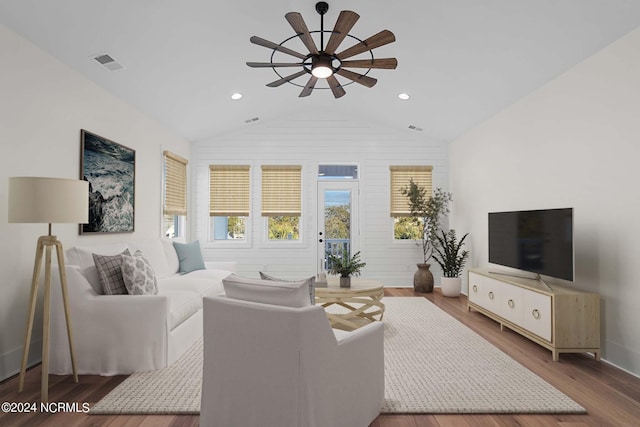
[93,54,124,71]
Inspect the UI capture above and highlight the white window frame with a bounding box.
[161,150,188,240]
[260,163,306,248]
[389,165,433,245]
[207,163,252,248]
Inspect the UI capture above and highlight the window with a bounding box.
[390,165,433,240]
[209,165,250,241]
[318,164,358,179]
[267,216,299,240]
[262,165,302,241]
[163,151,188,238]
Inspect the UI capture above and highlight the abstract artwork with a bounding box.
[80,130,135,233]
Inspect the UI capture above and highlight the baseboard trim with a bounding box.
[0,339,42,382]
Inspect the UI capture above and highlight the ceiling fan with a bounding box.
[247,1,397,98]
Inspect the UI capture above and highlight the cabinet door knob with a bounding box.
[508,299,515,309]
[472,285,478,292]
[532,309,541,320]
[488,291,494,300]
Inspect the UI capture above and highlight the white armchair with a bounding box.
[201,295,384,427]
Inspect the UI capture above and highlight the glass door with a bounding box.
[317,181,360,275]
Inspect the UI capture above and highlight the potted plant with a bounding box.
[400,180,452,292]
[327,250,366,288]
[432,229,469,297]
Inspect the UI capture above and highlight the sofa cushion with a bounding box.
[182,268,233,281]
[160,239,180,276]
[162,290,202,330]
[121,250,159,295]
[93,249,131,295]
[222,274,311,308]
[67,242,129,270]
[158,277,224,298]
[259,272,315,304]
[128,239,172,279]
[173,241,206,273]
[80,265,103,295]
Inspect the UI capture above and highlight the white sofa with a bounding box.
[48,239,235,376]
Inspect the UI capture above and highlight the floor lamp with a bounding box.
[8,177,89,403]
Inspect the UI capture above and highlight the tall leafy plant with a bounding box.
[400,180,452,263]
[432,230,469,278]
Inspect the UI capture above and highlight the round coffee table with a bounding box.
[315,278,385,331]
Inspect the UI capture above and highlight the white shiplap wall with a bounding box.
[192,110,449,286]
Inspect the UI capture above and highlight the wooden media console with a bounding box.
[467,269,600,361]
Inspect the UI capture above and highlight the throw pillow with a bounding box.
[222,273,312,308]
[173,240,206,273]
[259,272,315,304]
[93,249,131,295]
[121,250,159,295]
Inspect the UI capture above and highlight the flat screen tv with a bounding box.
[488,208,574,281]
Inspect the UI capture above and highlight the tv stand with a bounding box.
[488,270,553,291]
[468,268,600,361]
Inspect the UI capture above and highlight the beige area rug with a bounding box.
[90,297,585,415]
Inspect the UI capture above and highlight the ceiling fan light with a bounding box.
[311,54,333,78]
[311,65,333,78]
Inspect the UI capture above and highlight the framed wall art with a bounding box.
[80,129,135,234]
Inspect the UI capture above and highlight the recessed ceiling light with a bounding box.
[398,93,410,100]
[231,93,243,100]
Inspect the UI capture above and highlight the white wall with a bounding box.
[0,25,190,381]
[193,111,449,285]
[450,27,640,375]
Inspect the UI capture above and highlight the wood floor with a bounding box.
[2,289,640,427]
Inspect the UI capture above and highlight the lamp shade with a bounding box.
[8,177,89,224]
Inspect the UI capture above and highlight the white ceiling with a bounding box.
[2,0,640,143]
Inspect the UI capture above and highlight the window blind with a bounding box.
[261,165,302,216]
[209,165,251,217]
[163,151,188,216]
[389,165,433,217]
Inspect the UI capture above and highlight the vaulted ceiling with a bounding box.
[2,0,640,142]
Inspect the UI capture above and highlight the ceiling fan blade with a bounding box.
[336,69,377,88]
[336,30,396,60]
[324,10,360,55]
[327,75,346,98]
[299,76,318,97]
[246,62,305,68]
[285,12,319,55]
[250,36,308,60]
[340,58,398,69]
[267,70,309,87]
